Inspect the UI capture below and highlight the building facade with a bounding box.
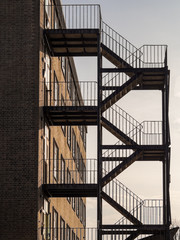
[0,0,86,239]
[1,0,176,240]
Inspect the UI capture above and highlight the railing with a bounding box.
[40,227,167,240]
[137,45,168,68]
[40,227,97,240]
[101,21,142,68]
[141,121,163,145]
[102,149,134,174]
[42,159,97,184]
[45,4,101,30]
[103,104,143,143]
[103,106,162,145]
[102,72,129,89]
[43,81,97,107]
[103,170,143,216]
[115,199,163,225]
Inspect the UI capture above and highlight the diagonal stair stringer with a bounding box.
[102,191,142,225]
[101,43,134,73]
[102,73,143,112]
[101,116,138,145]
[102,150,143,187]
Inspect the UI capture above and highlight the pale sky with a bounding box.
[62,0,180,226]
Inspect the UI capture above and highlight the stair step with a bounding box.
[102,150,142,186]
[101,117,138,145]
[102,73,143,111]
[102,192,142,225]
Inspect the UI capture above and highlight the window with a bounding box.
[54,72,59,106]
[79,198,83,223]
[82,126,86,150]
[72,129,76,160]
[53,208,58,240]
[54,9,60,29]
[67,126,71,150]
[76,143,80,171]
[76,198,79,217]
[44,123,50,161]
[82,161,86,183]
[71,82,75,106]
[44,50,51,105]
[72,230,75,240]
[61,155,65,184]
[60,217,65,240]
[53,140,59,182]
[43,199,51,240]
[45,0,52,29]
[61,95,66,135]
[83,203,86,227]
[66,225,71,240]
[61,57,66,78]
[67,168,71,203]
[44,123,50,183]
[67,63,72,99]
[72,180,75,211]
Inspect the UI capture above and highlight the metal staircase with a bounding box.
[42,4,172,240]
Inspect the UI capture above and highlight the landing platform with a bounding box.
[44,106,98,126]
[42,184,98,197]
[44,29,99,56]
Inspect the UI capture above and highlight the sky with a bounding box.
[62,0,180,226]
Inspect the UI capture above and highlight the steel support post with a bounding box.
[162,70,171,240]
[97,32,102,240]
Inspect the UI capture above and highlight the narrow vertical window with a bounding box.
[53,140,59,182]
[61,57,66,78]
[61,155,65,184]
[72,180,76,211]
[72,230,75,240]
[54,72,59,106]
[44,51,51,106]
[61,95,66,135]
[67,168,71,203]
[43,199,51,240]
[67,126,71,150]
[53,209,58,240]
[60,217,65,240]
[72,129,76,160]
[44,123,50,161]
[44,123,50,183]
[54,9,60,29]
[66,225,71,240]
[76,198,79,217]
[45,0,52,29]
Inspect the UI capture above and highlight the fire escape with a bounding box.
[42,4,173,240]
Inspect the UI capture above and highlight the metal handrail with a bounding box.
[45,4,102,30]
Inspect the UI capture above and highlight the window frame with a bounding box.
[61,57,66,78]
[54,71,59,106]
[61,155,65,184]
[67,168,71,203]
[53,139,59,182]
[60,95,66,136]
[67,126,71,150]
[52,208,58,240]
[60,217,65,240]
[45,0,52,29]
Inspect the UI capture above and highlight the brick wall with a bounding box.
[0,1,40,239]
